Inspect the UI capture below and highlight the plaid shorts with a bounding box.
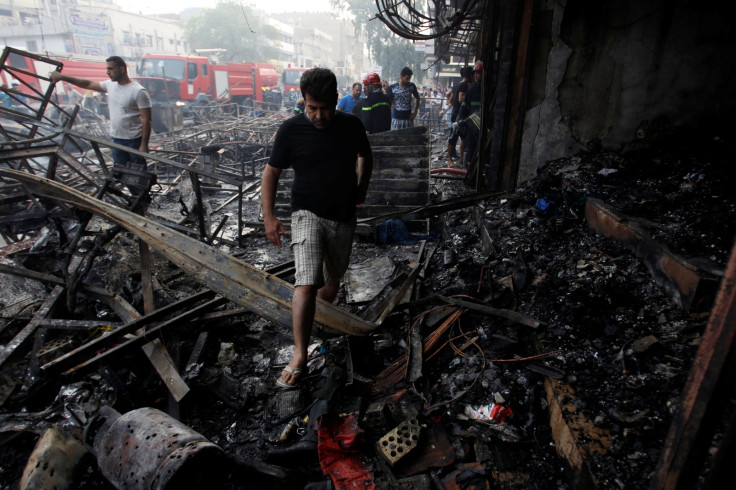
[290,210,356,288]
[391,118,414,130]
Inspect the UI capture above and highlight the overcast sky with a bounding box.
[118,0,335,15]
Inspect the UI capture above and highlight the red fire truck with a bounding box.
[136,54,282,110]
[2,47,107,105]
[282,66,308,108]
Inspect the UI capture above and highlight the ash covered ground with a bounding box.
[0,123,733,489]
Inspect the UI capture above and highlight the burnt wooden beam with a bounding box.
[185,331,209,372]
[38,319,124,329]
[0,145,58,162]
[437,295,544,329]
[0,168,376,337]
[40,289,217,376]
[141,338,190,403]
[652,241,736,489]
[375,244,434,325]
[62,296,228,379]
[585,199,720,311]
[0,285,64,367]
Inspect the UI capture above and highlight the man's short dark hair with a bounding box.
[351,82,362,90]
[106,56,127,69]
[300,68,337,104]
[461,66,473,79]
[400,67,413,77]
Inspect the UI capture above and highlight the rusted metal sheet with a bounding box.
[652,240,736,489]
[0,169,376,337]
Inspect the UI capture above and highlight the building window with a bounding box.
[20,12,39,24]
[26,40,38,52]
[0,8,12,17]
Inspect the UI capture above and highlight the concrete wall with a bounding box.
[518,0,736,184]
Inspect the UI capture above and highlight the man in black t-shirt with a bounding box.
[261,68,373,389]
[465,61,483,117]
[447,67,472,167]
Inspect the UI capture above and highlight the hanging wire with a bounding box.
[374,0,482,41]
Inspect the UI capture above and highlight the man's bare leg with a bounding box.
[318,277,340,304]
[283,284,317,386]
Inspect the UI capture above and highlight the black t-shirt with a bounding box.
[451,80,469,122]
[268,111,370,222]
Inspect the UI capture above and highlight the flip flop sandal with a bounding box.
[276,365,303,389]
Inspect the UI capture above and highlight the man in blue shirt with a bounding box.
[387,66,421,130]
[337,82,362,113]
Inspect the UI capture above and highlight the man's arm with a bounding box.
[410,84,420,120]
[49,71,104,93]
[261,164,287,248]
[139,107,152,153]
[356,149,373,205]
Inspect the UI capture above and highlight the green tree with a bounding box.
[332,0,426,86]
[184,1,280,63]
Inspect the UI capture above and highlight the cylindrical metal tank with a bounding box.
[84,406,226,489]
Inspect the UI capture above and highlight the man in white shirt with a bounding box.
[50,56,152,196]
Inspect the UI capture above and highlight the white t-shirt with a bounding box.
[100,80,151,139]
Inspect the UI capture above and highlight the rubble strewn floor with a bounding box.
[1,120,734,489]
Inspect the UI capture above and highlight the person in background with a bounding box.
[49,56,150,157]
[337,82,362,113]
[0,84,10,109]
[49,56,152,200]
[440,87,453,128]
[352,72,391,134]
[294,97,305,115]
[460,61,484,168]
[261,67,373,389]
[387,66,420,130]
[9,80,30,113]
[447,66,472,167]
[465,61,483,117]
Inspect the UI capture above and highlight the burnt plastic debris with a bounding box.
[84,406,227,490]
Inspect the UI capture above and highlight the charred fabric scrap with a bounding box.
[1,127,735,489]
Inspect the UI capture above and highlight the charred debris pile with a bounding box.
[1,116,735,490]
